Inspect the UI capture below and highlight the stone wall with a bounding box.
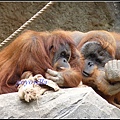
[0,2,119,49]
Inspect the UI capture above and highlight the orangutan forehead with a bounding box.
[81,41,101,54]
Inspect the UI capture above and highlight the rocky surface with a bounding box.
[0,86,120,119]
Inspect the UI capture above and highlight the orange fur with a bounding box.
[0,29,83,94]
[75,30,120,108]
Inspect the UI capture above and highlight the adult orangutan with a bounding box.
[67,30,120,108]
[0,29,83,95]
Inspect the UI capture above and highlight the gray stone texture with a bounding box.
[0,87,120,119]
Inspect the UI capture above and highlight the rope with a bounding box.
[0,1,54,47]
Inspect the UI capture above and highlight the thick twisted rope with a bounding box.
[0,1,54,47]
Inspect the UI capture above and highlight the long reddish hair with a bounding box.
[0,29,82,94]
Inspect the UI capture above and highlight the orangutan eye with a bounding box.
[60,51,70,60]
[89,53,95,58]
[60,51,66,57]
[96,58,101,64]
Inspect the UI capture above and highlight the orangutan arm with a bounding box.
[45,68,82,87]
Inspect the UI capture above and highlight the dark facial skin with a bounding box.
[52,44,71,71]
[81,41,113,77]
